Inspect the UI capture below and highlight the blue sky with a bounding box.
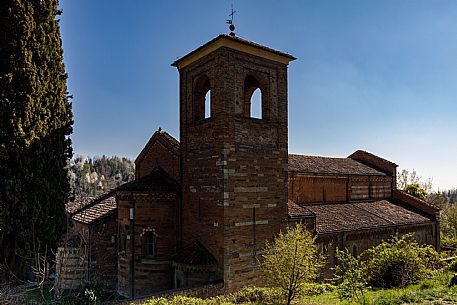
[59,1,457,190]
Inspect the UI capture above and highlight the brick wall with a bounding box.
[67,216,117,288]
[135,135,180,182]
[117,191,179,298]
[89,215,117,287]
[288,173,392,204]
[179,46,290,292]
[316,223,436,278]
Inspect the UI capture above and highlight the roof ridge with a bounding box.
[353,201,396,225]
[70,189,116,216]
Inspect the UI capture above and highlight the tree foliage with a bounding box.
[361,234,440,288]
[261,223,325,305]
[69,155,134,196]
[404,183,427,200]
[333,234,440,305]
[397,169,432,194]
[333,249,367,303]
[0,0,72,280]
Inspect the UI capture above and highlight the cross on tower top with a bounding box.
[226,4,236,36]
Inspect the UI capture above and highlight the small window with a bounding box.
[194,75,211,121]
[250,88,262,119]
[205,90,211,119]
[244,75,262,119]
[119,226,127,254]
[142,229,157,259]
[352,245,357,257]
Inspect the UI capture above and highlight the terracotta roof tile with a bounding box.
[288,154,385,175]
[172,34,295,67]
[354,200,430,226]
[71,190,117,225]
[305,200,432,234]
[288,200,314,218]
[66,196,95,214]
[116,167,179,192]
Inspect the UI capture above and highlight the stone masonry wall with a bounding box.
[136,137,180,182]
[117,191,178,298]
[179,47,289,292]
[288,173,392,204]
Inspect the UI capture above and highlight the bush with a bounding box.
[141,287,283,305]
[261,223,325,305]
[333,248,367,303]
[362,234,440,288]
[447,259,457,272]
[228,287,282,304]
[302,283,335,296]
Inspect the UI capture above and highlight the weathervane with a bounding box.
[226,4,236,36]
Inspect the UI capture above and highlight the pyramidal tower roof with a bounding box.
[171,34,296,69]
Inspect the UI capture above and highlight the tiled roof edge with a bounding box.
[70,189,116,217]
[393,189,440,217]
[171,34,296,67]
[135,129,180,165]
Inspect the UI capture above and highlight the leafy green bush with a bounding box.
[302,283,335,296]
[140,287,284,305]
[261,223,325,305]
[441,234,457,252]
[362,234,440,288]
[446,258,457,272]
[228,286,282,304]
[333,248,367,303]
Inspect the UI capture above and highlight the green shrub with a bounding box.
[441,234,457,252]
[302,283,335,296]
[228,286,281,304]
[447,259,457,272]
[333,248,367,303]
[362,234,440,288]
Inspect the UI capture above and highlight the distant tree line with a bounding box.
[69,155,135,196]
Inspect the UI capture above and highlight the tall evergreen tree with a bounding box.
[0,0,72,280]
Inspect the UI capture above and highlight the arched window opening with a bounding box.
[142,229,157,259]
[194,75,211,121]
[205,90,211,119]
[352,244,357,257]
[244,75,262,119]
[250,88,262,119]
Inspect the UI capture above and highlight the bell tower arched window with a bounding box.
[194,75,211,121]
[244,75,263,119]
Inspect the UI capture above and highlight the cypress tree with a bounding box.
[0,0,72,280]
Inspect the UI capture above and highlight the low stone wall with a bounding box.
[54,247,87,297]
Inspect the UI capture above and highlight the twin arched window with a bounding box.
[193,74,264,121]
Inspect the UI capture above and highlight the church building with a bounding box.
[114,34,439,298]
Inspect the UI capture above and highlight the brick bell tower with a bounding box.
[172,34,295,291]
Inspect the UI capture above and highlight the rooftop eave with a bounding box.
[171,35,296,69]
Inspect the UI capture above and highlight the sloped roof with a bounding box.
[72,196,116,225]
[66,196,95,214]
[173,240,217,266]
[116,166,179,192]
[288,200,314,218]
[303,200,432,234]
[172,34,296,68]
[288,154,385,176]
[349,150,397,167]
[135,129,180,165]
[70,190,117,225]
